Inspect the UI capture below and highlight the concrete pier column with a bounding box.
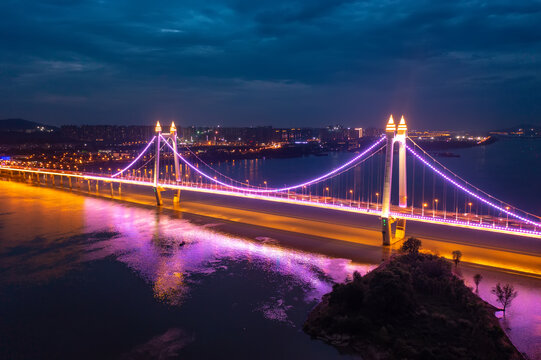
[154,187,163,206]
[173,189,181,205]
[395,218,406,241]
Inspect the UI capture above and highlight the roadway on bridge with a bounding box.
[3,176,539,276]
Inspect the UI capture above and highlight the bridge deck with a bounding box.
[1,165,540,239]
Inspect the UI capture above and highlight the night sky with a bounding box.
[1,0,540,130]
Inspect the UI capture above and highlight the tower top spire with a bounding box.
[386,115,396,132]
[397,115,407,133]
[170,121,177,133]
[155,121,162,132]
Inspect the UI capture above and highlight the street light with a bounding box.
[433,198,438,218]
[505,206,510,228]
[325,187,329,203]
[468,202,473,223]
[349,189,353,206]
[423,202,428,216]
[375,192,380,210]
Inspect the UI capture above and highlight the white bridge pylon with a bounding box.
[153,121,181,205]
[381,115,408,245]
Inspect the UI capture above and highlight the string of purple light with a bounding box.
[111,136,156,177]
[160,134,385,193]
[406,145,541,227]
[180,142,263,189]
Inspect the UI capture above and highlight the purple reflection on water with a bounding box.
[82,198,373,318]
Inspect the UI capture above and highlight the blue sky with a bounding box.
[1,0,540,129]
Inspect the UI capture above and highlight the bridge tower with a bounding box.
[380,115,408,245]
[154,121,164,206]
[381,115,396,245]
[395,116,408,240]
[170,121,182,203]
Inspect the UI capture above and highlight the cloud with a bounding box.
[0,0,540,129]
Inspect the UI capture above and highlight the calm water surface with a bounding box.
[1,138,541,359]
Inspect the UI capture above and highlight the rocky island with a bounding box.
[304,240,523,359]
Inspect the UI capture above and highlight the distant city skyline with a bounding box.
[1,1,541,130]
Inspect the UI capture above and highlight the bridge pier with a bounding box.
[154,187,163,206]
[395,218,406,241]
[173,189,181,204]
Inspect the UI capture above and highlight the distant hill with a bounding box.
[0,118,57,133]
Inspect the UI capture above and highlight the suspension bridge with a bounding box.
[1,117,540,246]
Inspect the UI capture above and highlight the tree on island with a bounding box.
[492,283,518,315]
[473,274,483,292]
[400,237,422,255]
[452,250,462,267]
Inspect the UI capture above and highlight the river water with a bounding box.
[0,138,540,359]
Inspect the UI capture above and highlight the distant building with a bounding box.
[363,128,384,137]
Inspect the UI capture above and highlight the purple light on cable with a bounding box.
[406,145,541,228]
[111,136,156,178]
[160,134,385,193]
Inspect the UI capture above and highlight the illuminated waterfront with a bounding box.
[1,138,541,359]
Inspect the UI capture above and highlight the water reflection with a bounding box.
[0,180,371,320]
[85,196,373,311]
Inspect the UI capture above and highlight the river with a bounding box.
[0,138,540,359]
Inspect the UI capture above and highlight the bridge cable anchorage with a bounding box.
[111,136,156,178]
[160,134,386,193]
[405,141,541,228]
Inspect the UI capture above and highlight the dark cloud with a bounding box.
[0,0,540,129]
